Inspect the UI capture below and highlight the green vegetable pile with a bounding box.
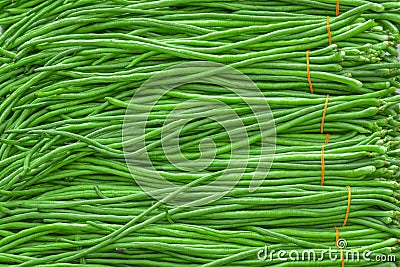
[0,0,400,266]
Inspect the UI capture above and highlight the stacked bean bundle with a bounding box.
[0,0,399,266]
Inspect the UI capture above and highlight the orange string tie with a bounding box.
[320,133,330,186]
[321,94,330,134]
[324,133,331,145]
[336,0,340,16]
[321,146,325,186]
[335,225,345,267]
[306,50,314,94]
[334,226,340,247]
[341,248,345,267]
[326,16,333,45]
[343,185,352,227]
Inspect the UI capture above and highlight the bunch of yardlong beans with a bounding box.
[0,0,400,266]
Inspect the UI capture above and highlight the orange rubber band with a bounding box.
[326,16,333,45]
[306,50,314,94]
[334,226,340,247]
[336,0,340,16]
[320,133,330,186]
[343,185,352,226]
[321,94,330,134]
